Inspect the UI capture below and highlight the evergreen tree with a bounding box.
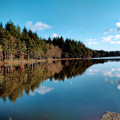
[0,22,3,29]
[5,21,16,36]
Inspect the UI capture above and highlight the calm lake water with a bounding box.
[0,58,120,120]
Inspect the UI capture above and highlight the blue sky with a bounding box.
[0,0,120,51]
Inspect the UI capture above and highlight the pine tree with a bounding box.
[5,21,16,36]
[0,22,3,29]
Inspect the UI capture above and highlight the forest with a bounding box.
[0,21,119,61]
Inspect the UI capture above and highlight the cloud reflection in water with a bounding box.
[87,68,100,75]
[30,86,54,96]
[103,68,120,78]
[103,68,120,90]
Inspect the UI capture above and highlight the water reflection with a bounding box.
[117,80,120,90]
[103,66,120,90]
[105,78,114,84]
[30,86,54,96]
[0,59,111,102]
[87,68,100,75]
[103,68,120,78]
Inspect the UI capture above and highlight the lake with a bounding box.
[0,58,120,120]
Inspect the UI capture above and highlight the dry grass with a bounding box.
[0,58,84,66]
[0,59,47,65]
[47,58,53,63]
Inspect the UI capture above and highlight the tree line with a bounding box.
[0,21,119,61]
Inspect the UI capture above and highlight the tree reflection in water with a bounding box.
[0,59,106,102]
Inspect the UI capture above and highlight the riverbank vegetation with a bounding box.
[0,21,120,62]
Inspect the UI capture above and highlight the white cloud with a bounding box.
[116,22,120,27]
[103,71,113,77]
[26,21,52,32]
[87,68,100,75]
[87,38,96,41]
[30,86,54,96]
[86,38,100,45]
[102,34,120,44]
[114,34,120,40]
[104,28,114,35]
[103,68,120,90]
[103,68,120,78]
[111,68,120,72]
[116,22,120,32]
[53,33,59,38]
[88,41,100,45]
[110,41,120,44]
[102,35,114,42]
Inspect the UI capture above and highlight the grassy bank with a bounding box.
[0,58,84,65]
[0,59,47,65]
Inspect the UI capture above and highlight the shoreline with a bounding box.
[0,58,83,65]
[0,56,120,65]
